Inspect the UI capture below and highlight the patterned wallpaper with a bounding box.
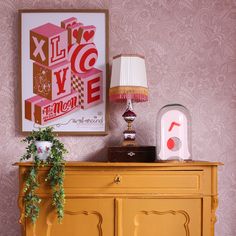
[0,0,236,235]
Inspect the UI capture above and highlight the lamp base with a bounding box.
[122,99,137,146]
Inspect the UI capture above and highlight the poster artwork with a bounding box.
[25,17,103,126]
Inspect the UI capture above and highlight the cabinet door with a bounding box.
[117,198,201,236]
[26,198,114,236]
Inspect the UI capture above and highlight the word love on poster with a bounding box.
[20,10,108,134]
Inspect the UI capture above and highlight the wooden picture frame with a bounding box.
[19,9,109,135]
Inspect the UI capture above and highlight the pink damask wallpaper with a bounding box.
[0,0,235,235]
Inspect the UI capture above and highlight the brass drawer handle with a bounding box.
[114,175,122,184]
[128,151,135,157]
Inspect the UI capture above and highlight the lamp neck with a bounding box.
[126,98,133,111]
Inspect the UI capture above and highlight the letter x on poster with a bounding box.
[19,9,109,135]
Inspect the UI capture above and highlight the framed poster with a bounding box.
[19,9,109,135]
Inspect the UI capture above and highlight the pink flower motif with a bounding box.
[46,146,50,152]
[37,147,42,153]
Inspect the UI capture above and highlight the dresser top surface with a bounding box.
[14,161,223,167]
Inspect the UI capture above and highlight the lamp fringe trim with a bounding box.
[109,86,148,102]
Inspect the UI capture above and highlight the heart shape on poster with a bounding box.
[73,29,79,39]
[83,31,95,42]
[67,22,76,29]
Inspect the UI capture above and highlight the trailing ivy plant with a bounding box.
[21,127,68,224]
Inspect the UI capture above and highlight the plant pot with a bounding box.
[35,141,52,160]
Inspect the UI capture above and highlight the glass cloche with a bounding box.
[156,104,192,161]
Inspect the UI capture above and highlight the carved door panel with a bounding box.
[118,198,201,236]
[26,198,114,236]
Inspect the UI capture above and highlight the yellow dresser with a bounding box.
[17,161,221,236]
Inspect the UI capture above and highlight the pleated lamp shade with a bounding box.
[109,55,148,102]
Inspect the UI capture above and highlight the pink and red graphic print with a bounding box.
[68,43,98,74]
[71,68,103,109]
[33,60,71,100]
[25,17,103,125]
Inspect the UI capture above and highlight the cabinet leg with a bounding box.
[18,196,26,236]
[211,195,218,236]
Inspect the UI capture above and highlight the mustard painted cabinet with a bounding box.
[17,162,221,236]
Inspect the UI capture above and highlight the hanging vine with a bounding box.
[21,127,67,224]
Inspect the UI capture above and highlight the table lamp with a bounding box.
[109,54,148,146]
